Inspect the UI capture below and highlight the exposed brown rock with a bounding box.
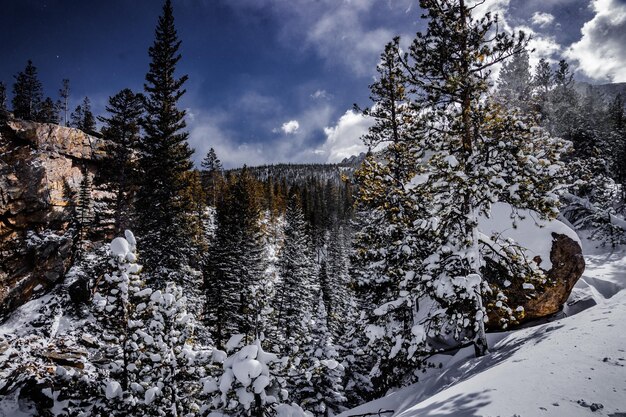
[525,233,586,318]
[0,119,112,318]
[485,232,585,329]
[42,351,85,369]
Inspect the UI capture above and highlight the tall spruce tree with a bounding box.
[99,89,144,233]
[201,147,224,206]
[38,97,59,124]
[136,0,195,270]
[70,96,97,133]
[206,169,268,348]
[59,78,70,126]
[12,60,43,120]
[351,37,429,393]
[405,0,567,356]
[271,193,316,349]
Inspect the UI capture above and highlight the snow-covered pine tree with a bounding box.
[271,193,316,351]
[351,37,430,393]
[323,226,352,339]
[297,298,347,417]
[94,232,202,416]
[99,88,144,234]
[405,0,568,354]
[136,0,195,272]
[496,50,533,114]
[202,336,304,417]
[206,169,268,348]
[93,231,142,413]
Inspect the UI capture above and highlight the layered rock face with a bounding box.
[0,119,110,318]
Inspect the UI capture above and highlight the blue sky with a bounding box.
[1,0,624,168]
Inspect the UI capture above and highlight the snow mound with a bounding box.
[479,202,581,270]
[110,237,130,258]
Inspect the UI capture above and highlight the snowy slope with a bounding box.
[340,250,626,417]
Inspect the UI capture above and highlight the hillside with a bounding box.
[340,247,626,417]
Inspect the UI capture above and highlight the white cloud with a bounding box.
[565,0,626,82]
[224,0,414,77]
[311,89,330,100]
[187,102,336,168]
[280,120,300,134]
[188,111,268,169]
[319,110,374,163]
[531,11,556,28]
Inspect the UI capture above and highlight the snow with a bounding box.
[479,202,581,270]
[110,237,130,257]
[232,359,263,386]
[124,229,137,247]
[226,334,245,351]
[341,245,626,417]
[274,403,310,417]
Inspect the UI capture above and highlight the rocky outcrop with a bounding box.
[0,119,111,318]
[485,232,585,329]
[524,233,586,318]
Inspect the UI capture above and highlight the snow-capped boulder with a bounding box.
[480,203,585,327]
[524,232,585,319]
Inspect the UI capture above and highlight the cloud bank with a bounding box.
[566,0,626,82]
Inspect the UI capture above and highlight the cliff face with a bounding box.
[0,119,110,318]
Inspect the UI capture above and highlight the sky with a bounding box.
[1,0,624,168]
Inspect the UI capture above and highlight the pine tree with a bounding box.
[70,96,97,133]
[298,298,347,417]
[324,226,351,339]
[271,194,316,349]
[77,169,94,252]
[405,0,567,355]
[92,231,140,412]
[201,147,224,206]
[59,78,70,126]
[0,81,7,118]
[136,0,195,270]
[206,169,268,348]
[350,38,429,392]
[12,60,43,120]
[99,88,144,233]
[38,97,59,124]
[97,232,201,416]
[202,337,295,417]
[496,50,532,113]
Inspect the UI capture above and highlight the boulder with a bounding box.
[524,232,586,318]
[480,203,585,329]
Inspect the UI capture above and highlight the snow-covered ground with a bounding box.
[341,246,626,417]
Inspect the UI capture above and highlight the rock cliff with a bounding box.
[0,119,111,318]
